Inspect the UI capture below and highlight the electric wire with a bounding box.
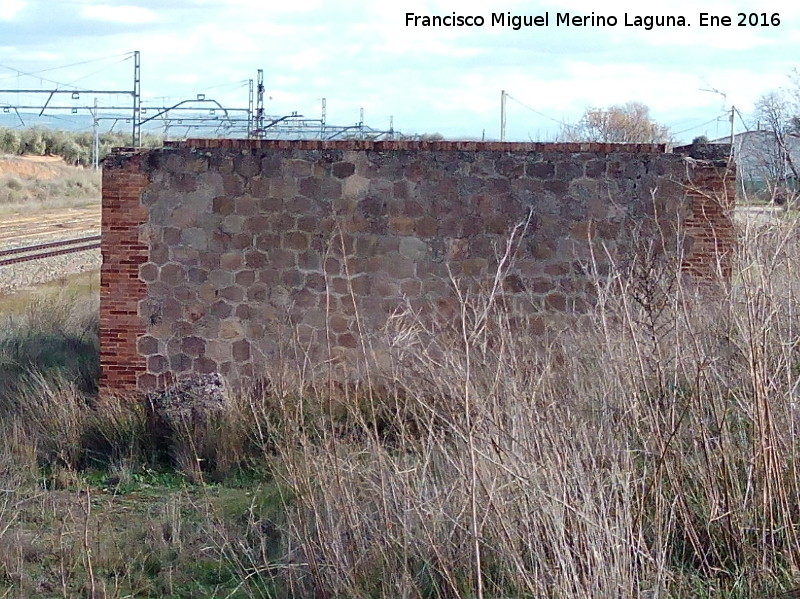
[505,93,570,126]
[671,114,728,137]
[0,53,133,88]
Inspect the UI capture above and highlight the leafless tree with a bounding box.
[561,101,672,144]
[753,91,800,195]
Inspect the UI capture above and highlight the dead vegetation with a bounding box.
[0,155,100,213]
[1,216,800,597]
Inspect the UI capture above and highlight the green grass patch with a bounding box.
[0,269,99,316]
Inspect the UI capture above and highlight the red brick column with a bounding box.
[682,159,737,280]
[100,152,150,395]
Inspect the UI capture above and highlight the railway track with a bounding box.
[0,205,100,244]
[0,235,101,267]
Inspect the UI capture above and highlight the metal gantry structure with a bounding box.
[0,52,399,148]
[0,51,143,150]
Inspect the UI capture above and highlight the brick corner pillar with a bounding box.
[100,152,151,397]
[682,157,737,281]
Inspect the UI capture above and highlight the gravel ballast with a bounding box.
[0,236,101,294]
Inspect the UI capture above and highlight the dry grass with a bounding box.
[2,215,800,596]
[0,156,100,213]
[225,215,800,598]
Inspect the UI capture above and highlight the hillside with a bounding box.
[0,153,100,212]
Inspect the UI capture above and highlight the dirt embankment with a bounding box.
[0,153,101,213]
[0,154,78,180]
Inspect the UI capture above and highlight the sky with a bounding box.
[0,0,799,143]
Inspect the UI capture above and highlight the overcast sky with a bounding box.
[1,0,798,143]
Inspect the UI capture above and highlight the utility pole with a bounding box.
[729,105,735,145]
[500,90,507,142]
[320,97,326,139]
[255,69,265,137]
[247,79,254,138]
[132,50,141,146]
[92,97,99,169]
[722,104,735,160]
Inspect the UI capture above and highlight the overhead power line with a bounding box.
[505,93,570,127]
[0,53,400,145]
[0,52,134,87]
[671,114,728,137]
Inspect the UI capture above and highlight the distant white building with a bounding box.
[711,130,800,199]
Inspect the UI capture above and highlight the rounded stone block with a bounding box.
[139,262,159,283]
[162,227,182,245]
[415,216,439,237]
[234,154,260,178]
[212,195,235,216]
[280,269,305,288]
[193,357,218,375]
[208,269,234,288]
[257,269,280,285]
[230,232,254,250]
[384,256,415,279]
[220,285,245,302]
[147,354,169,374]
[169,353,192,373]
[343,174,370,200]
[329,314,350,334]
[205,340,233,363]
[220,252,244,270]
[235,304,253,319]
[181,336,206,358]
[284,231,310,251]
[244,216,273,235]
[220,318,245,340]
[244,250,267,269]
[335,332,358,349]
[398,237,428,260]
[234,196,259,216]
[180,227,208,251]
[210,300,234,318]
[285,159,312,177]
[221,214,246,235]
[137,373,158,392]
[232,339,251,361]
[332,161,356,178]
[137,335,160,356]
[268,249,295,269]
[234,270,256,286]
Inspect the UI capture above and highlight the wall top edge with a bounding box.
[162,139,669,153]
[107,140,734,164]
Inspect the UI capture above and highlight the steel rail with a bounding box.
[0,235,102,267]
[0,235,101,258]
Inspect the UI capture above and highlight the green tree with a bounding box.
[0,128,20,154]
[19,128,46,155]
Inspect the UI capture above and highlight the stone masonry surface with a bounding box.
[100,140,735,394]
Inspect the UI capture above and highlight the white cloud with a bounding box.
[0,0,25,20]
[80,3,158,24]
[1,0,797,142]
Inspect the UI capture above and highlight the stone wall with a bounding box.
[100,140,735,394]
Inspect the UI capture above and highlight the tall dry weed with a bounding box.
[213,215,800,598]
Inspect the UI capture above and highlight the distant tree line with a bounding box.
[0,126,162,166]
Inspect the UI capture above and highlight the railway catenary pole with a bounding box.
[500,89,507,142]
[247,79,254,138]
[133,50,141,146]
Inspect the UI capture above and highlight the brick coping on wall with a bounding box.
[112,139,731,163]
[149,139,670,153]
